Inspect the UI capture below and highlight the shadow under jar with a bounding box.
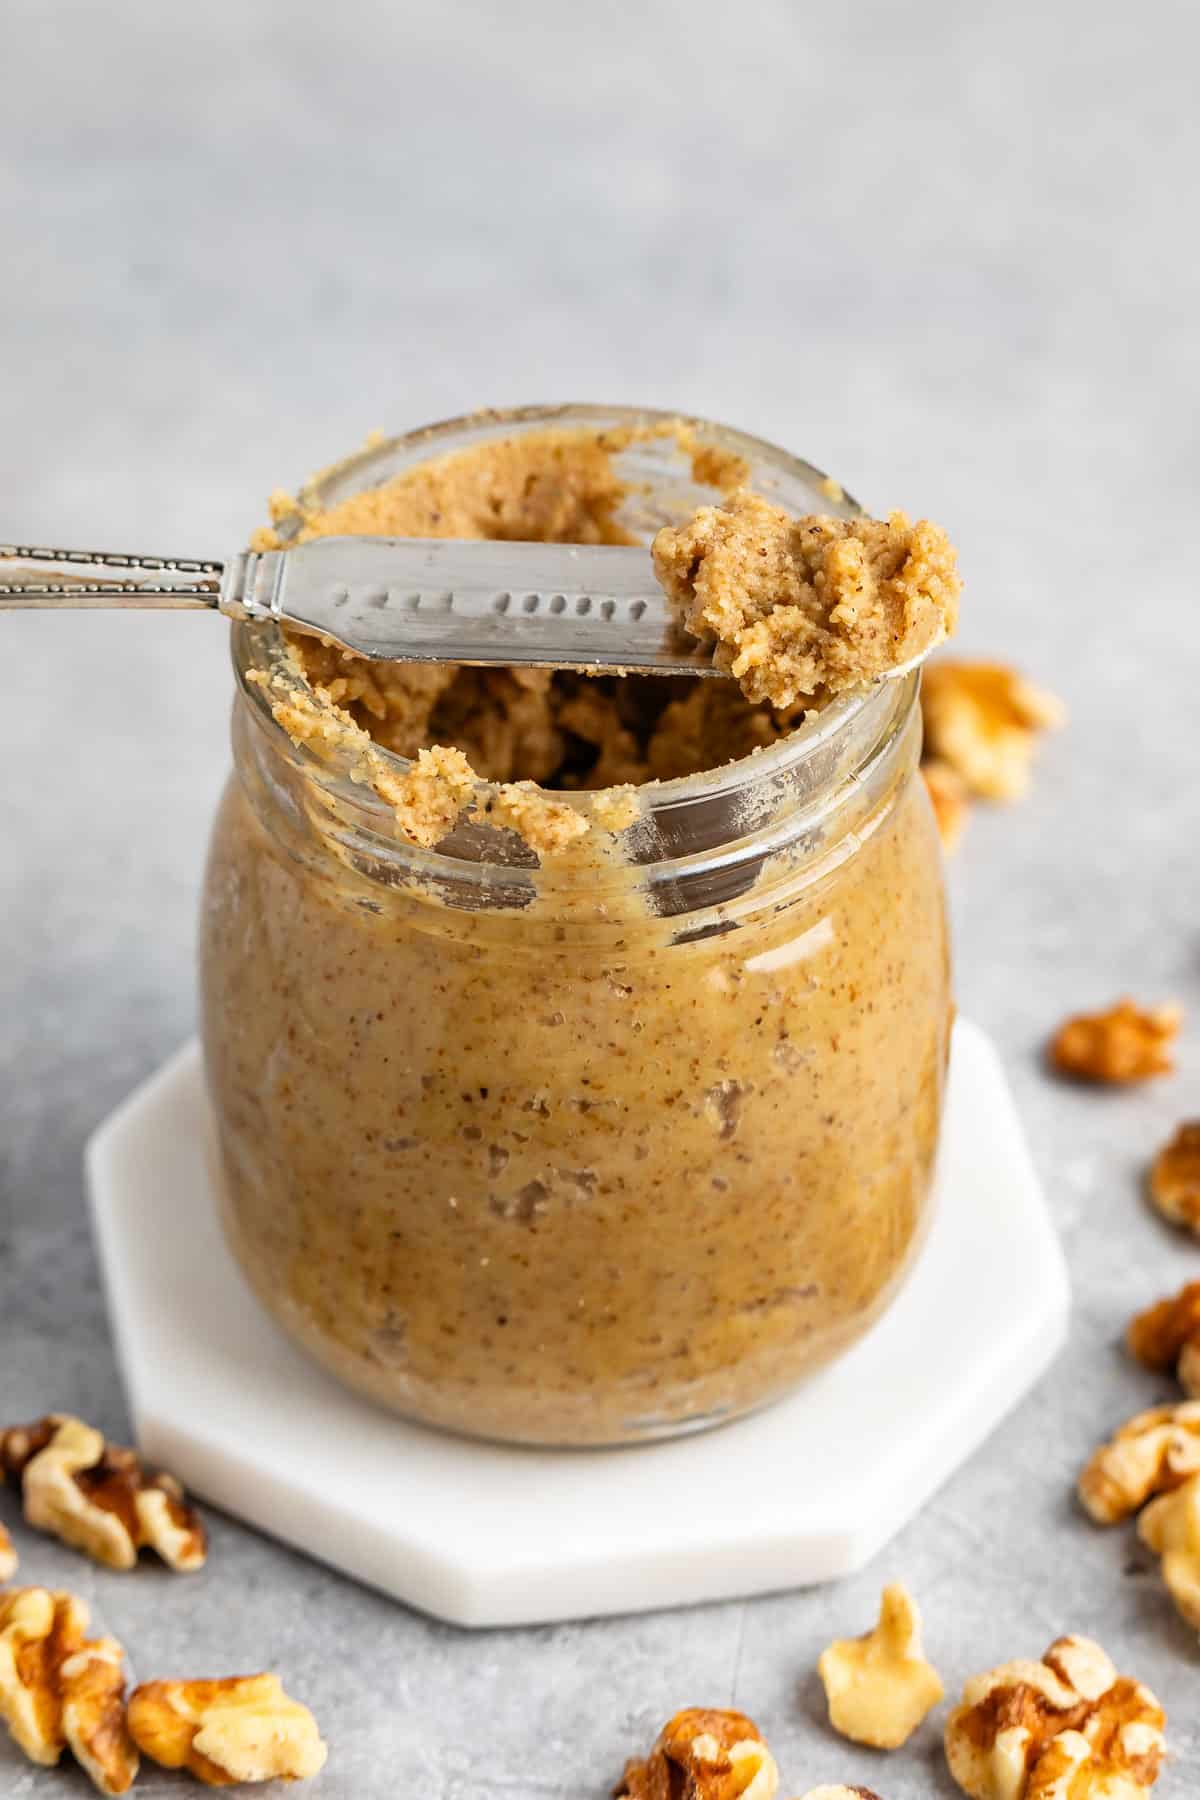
[199,405,952,1447]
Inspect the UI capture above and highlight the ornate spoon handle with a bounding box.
[0,543,224,609]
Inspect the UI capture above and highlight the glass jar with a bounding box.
[199,406,952,1447]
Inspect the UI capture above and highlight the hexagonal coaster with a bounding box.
[86,1019,1067,1628]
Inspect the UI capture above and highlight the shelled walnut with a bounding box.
[0,1522,16,1583]
[0,1587,138,1795]
[1078,1402,1200,1524]
[616,1707,778,1800]
[1148,1123,1200,1234]
[944,1635,1165,1799]
[1127,1282,1200,1394]
[1138,1472,1200,1630]
[817,1584,943,1749]
[0,1414,206,1572]
[795,1788,883,1799]
[1049,999,1182,1085]
[127,1673,327,1786]
[920,660,1064,802]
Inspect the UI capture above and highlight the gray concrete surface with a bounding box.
[2,1,1198,1793]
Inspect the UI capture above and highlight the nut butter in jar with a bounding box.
[199,406,952,1446]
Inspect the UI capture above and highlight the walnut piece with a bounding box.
[920,660,1064,801]
[127,1673,327,1786]
[1127,1281,1200,1395]
[1078,1402,1200,1523]
[0,1521,16,1582]
[616,1707,778,1800]
[1138,1471,1200,1631]
[1148,1122,1200,1234]
[0,1414,206,1572]
[944,1634,1165,1800]
[1080,1399,1200,1633]
[0,1586,138,1795]
[921,758,969,853]
[796,1789,883,1800]
[817,1583,943,1749]
[1048,999,1182,1085]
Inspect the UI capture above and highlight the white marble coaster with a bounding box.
[86,1020,1068,1628]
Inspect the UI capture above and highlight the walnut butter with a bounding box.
[199,407,953,1445]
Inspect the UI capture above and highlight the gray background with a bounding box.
[2,1,1198,1793]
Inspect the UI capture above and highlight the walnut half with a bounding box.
[1048,999,1182,1085]
[616,1708,779,1800]
[1138,1471,1200,1632]
[796,1789,884,1800]
[817,1583,943,1749]
[0,1586,138,1795]
[0,1414,206,1572]
[1080,1403,1200,1632]
[943,1634,1165,1799]
[920,660,1064,802]
[0,1521,16,1582]
[1148,1122,1200,1235]
[127,1673,327,1786]
[1127,1281,1200,1395]
[1078,1402,1200,1524]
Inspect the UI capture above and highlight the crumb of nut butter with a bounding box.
[254,649,598,853]
[591,785,639,831]
[672,422,752,492]
[248,656,355,757]
[249,657,479,849]
[377,746,477,849]
[652,490,960,709]
[485,782,588,854]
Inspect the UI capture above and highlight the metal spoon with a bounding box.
[0,536,941,681]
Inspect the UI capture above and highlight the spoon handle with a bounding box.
[0,543,224,609]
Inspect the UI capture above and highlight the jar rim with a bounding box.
[231,404,917,895]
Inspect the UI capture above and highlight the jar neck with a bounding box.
[230,626,921,938]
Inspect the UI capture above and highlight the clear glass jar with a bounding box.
[199,406,951,1446]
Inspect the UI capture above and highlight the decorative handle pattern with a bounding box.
[0,544,224,607]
